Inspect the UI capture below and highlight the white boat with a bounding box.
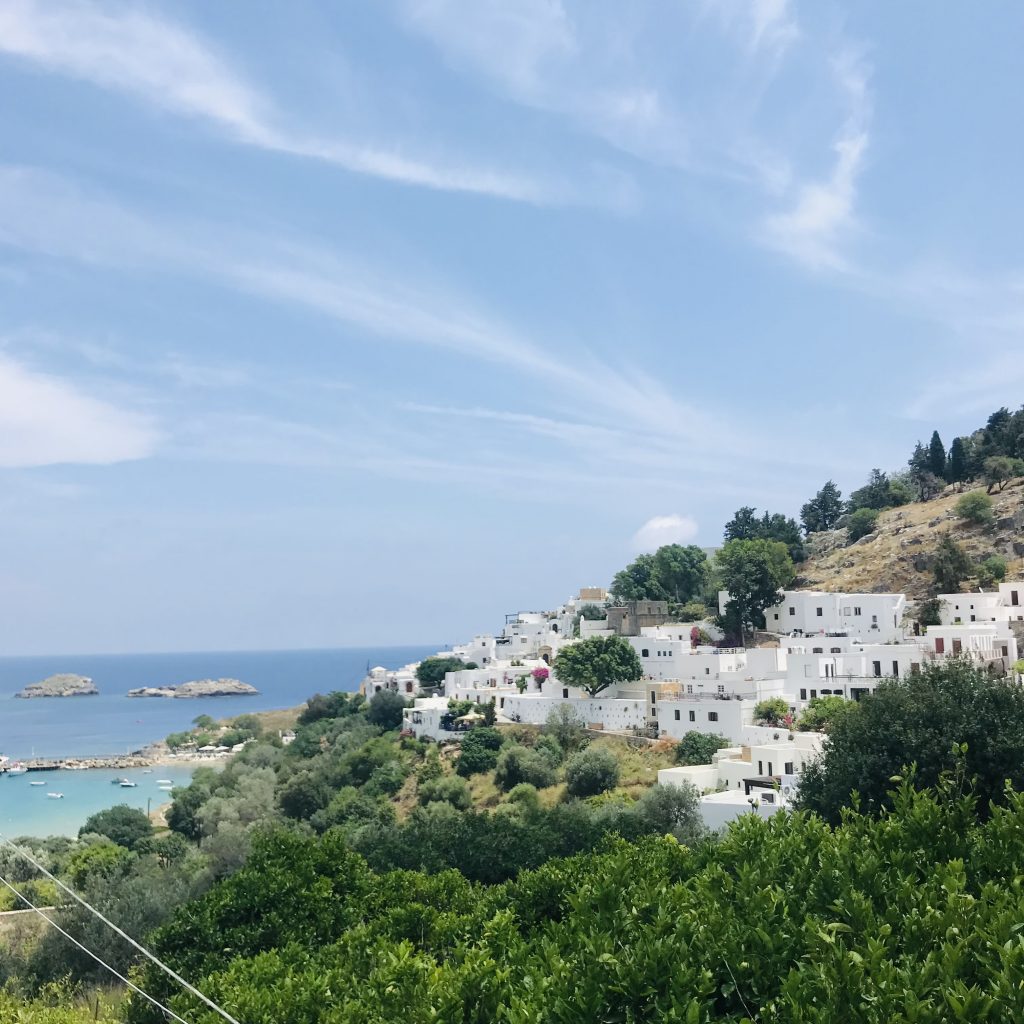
[142,769,153,774]
[30,781,46,786]
[47,793,63,799]
[119,781,137,788]
[156,779,173,785]
[158,785,173,791]
[6,763,27,776]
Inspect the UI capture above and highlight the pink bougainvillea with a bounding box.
[532,666,549,681]
[690,626,700,649]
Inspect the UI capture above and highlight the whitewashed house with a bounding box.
[763,591,907,643]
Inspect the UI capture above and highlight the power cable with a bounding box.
[0,833,241,1024]
[0,871,192,1024]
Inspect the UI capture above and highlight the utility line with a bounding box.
[0,833,241,1024]
[0,871,192,1024]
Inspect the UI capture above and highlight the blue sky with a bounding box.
[1,1,1022,655]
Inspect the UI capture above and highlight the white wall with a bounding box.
[765,591,906,643]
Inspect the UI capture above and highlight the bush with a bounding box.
[494,746,556,791]
[366,690,406,730]
[418,776,472,811]
[455,727,504,777]
[544,705,587,753]
[79,805,153,850]
[955,490,994,525]
[796,695,851,732]
[674,732,731,766]
[676,601,708,622]
[564,747,620,798]
[978,556,1008,587]
[846,506,879,542]
[753,697,790,726]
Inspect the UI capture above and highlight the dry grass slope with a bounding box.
[797,478,1024,598]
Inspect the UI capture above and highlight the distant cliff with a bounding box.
[15,674,99,698]
[127,678,259,699]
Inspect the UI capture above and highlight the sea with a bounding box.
[0,645,436,838]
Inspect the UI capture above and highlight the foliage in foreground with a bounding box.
[128,772,1024,1024]
[798,659,1024,823]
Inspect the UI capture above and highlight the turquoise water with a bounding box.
[0,645,438,839]
[0,765,200,838]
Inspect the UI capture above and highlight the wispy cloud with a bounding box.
[761,49,871,269]
[0,352,158,467]
[0,0,563,204]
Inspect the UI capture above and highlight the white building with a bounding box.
[923,622,1018,666]
[763,591,907,643]
[658,731,823,829]
[937,583,1024,625]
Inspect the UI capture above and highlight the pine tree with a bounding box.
[800,481,843,534]
[928,430,947,479]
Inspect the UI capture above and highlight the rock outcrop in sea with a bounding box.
[15,674,99,698]
[126,678,259,699]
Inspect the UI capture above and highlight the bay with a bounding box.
[0,645,436,837]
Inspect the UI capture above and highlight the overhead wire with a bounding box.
[0,871,192,1024]
[0,832,241,1024]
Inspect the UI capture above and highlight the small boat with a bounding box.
[30,781,46,786]
[156,779,173,785]
[119,781,137,788]
[142,769,153,774]
[6,764,27,776]
[47,792,64,799]
[158,785,173,791]
[111,777,127,785]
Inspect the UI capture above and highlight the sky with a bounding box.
[1,1,1023,655]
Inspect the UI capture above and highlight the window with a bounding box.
[842,606,851,616]
[773,613,779,620]
[688,710,695,722]
[686,684,693,694]
[810,689,817,699]
[813,647,823,654]
[892,661,899,677]
[705,668,710,675]
[952,639,962,654]
[831,647,841,654]
[674,709,680,721]
[854,606,862,616]
[562,688,569,699]
[708,712,718,722]
[800,688,807,700]
[500,698,504,708]
[767,762,773,776]
[935,637,945,654]
[641,648,649,657]
[650,690,656,703]
[816,607,823,616]
[784,761,794,775]
[758,760,764,774]
[789,607,795,615]
[872,660,882,677]
[717,684,725,694]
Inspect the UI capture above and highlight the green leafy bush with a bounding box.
[494,745,556,791]
[846,506,879,541]
[564,747,619,797]
[674,731,731,765]
[956,490,994,524]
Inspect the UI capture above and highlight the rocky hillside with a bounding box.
[795,478,1024,598]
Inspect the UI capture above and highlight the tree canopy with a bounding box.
[800,480,843,534]
[717,538,795,642]
[553,635,643,697]
[609,544,709,604]
[415,656,468,689]
[798,660,1024,823]
[79,805,153,851]
[724,506,805,562]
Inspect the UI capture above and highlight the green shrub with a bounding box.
[978,555,1008,587]
[455,727,503,777]
[494,746,556,791]
[674,732,731,766]
[956,490,994,525]
[564,747,620,798]
[846,506,879,542]
[418,776,472,811]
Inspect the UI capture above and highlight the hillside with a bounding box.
[796,478,1024,598]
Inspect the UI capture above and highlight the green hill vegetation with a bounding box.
[3,663,1024,1021]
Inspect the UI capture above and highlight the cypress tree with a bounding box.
[928,430,947,479]
[948,436,968,484]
